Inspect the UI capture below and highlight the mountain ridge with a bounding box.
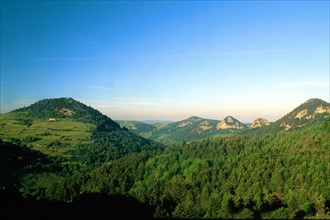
[3,97,329,144]
[247,98,330,134]
[118,98,329,142]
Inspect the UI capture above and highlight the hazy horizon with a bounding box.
[0,96,328,124]
[1,1,329,122]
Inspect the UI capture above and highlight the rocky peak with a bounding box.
[216,116,246,130]
[251,118,270,128]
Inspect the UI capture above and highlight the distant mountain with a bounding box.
[121,98,329,143]
[149,116,217,144]
[275,98,330,130]
[249,98,330,134]
[116,120,156,138]
[148,116,245,144]
[216,116,247,129]
[250,118,270,128]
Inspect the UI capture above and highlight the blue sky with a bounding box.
[1,1,329,122]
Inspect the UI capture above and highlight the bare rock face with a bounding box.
[275,99,330,131]
[295,109,309,119]
[216,116,246,130]
[251,118,270,128]
[198,121,212,131]
[292,106,329,121]
[57,108,75,116]
[315,106,330,114]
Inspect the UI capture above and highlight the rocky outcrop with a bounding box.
[251,118,270,128]
[198,121,212,131]
[216,116,246,130]
[315,106,330,114]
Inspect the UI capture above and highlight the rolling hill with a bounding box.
[116,120,156,138]
[117,98,329,143]
[119,115,271,144]
[1,97,329,219]
[0,97,162,167]
[216,115,247,130]
[248,98,330,135]
[0,97,164,202]
[250,118,270,128]
[148,116,247,144]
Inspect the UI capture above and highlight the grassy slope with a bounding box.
[0,112,95,194]
[0,112,95,157]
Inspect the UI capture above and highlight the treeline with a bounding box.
[43,122,330,219]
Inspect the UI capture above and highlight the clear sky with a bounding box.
[1,1,329,122]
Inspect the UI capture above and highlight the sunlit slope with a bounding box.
[0,98,162,161]
[248,98,330,135]
[0,112,95,157]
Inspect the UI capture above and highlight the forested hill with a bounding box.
[1,98,163,168]
[1,97,329,219]
[118,98,330,143]
[248,98,330,135]
[13,97,120,130]
[116,120,156,138]
[42,120,330,219]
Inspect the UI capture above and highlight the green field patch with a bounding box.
[0,115,95,157]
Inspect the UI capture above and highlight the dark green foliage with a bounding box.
[14,97,120,129]
[44,123,330,219]
[116,120,156,136]
[15,118,33,127]
[149,116,243,144]
[2,98,330,219]
[0,140,61,188]
[22,136,41,144]
[72,130,164,166]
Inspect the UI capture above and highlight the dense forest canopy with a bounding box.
[0,98,329,219]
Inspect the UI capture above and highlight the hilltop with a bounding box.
[248,98,330,134]
[250,118,270,128]
[0,98,162,164]
[276,98,330,130]
[216,116,247,130]
[13,98,120,130]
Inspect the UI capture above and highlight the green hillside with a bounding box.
[248,98,330,135]
[119,99,330,144]
[149,116,223,144]
[1,97,329,219]
[116,120,156,138]
[13,97,120,130]
[42,121,330,219]
[124,116,248,144]
[0,98,161,161]
[0,98,163,199]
